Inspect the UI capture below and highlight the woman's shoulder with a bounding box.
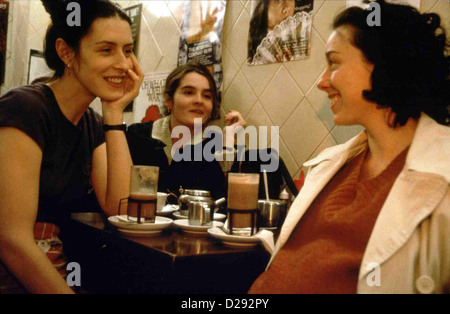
[407,115,450,181]
[0,84,56,150]
[0,84,53,114]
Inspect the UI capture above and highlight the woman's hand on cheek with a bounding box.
[101,54,144,120]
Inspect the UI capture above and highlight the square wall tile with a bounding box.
[278,137,300,177]
[222,44,240,92]
[241,62,280,97]
[306,69,335,132]
[429,0,450,33]
[166,1,185,28]
[142,1,165,32]
[225,8,250,68]
[223,0,243,41]
[137,17,163,73]
[222,71,257,118]
[285,28,327,95]
[245,101,276,148]
[313,0,346,42]
[280,97,329,167]
[260,66,304,127]
[299,133,337,174]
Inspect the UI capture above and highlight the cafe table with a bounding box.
[62,212,271,294]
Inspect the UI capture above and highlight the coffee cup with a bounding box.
[188,200,213,226]
[157,192,168,212]
[258,199,287,230]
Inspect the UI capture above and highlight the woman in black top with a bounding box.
[127,62,284,204]
[0,0,143,293]
[127,62,246,201]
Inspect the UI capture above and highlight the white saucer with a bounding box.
[173,211,226,222]
[117,228,163,237]
[173,219,224,235]
[108,215,173,231]
[207,227,261,248]
[157,204,179,216]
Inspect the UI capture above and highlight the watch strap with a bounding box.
[103,123,127,132]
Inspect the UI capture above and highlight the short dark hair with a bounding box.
[41,0,131,80]
[333,0,450,126]
[164,62,221,120]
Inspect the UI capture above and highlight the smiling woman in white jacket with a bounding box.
[249,0,449,294]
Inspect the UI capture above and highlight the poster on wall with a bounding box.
[123,3,142,112]
[27,50,53,84]
[347,0,420,10]
[0,0,9,85]
[133,71,171,124]
[124,3,142,54]
[178,0,225,119]
[247,0,314,66]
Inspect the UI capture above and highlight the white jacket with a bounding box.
[271,114,450,294]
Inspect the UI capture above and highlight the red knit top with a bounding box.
[249,147,409,294]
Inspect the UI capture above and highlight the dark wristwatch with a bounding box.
[103,122,127,132]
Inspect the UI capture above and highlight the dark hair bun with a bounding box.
[41,0,68,25]
[422,13,442,32]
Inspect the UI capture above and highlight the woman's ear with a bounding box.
[164,93,173,113]
[55,38,75,67]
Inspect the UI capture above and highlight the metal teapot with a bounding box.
[178,187,226,217]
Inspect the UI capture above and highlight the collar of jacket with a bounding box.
[358,114,450,280]
[152,115,172,148]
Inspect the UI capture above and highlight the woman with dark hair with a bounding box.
[0,0,143,293]
[250,0,449,294]
[126,62,249,201]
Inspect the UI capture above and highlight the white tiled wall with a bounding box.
[2,0,450,180]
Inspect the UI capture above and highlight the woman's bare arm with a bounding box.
[0,127,74,294]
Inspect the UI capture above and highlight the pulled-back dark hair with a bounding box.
[333,0,450,126]
[41,0,131,80]
[164,62,221,121]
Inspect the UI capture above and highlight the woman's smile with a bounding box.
[105,76,125,88]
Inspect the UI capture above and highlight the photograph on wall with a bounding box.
[124,3,142,54]
[123,3,142,112]
[247,0,314,66]
[347,0,420,10]
[133,71,171,124]
[0,0,9,85]
[178,0,226,118]
[27,50,53,85]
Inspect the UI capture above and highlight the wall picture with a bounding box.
[248,0,314,66]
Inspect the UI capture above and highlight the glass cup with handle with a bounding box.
[227,173,260,236]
